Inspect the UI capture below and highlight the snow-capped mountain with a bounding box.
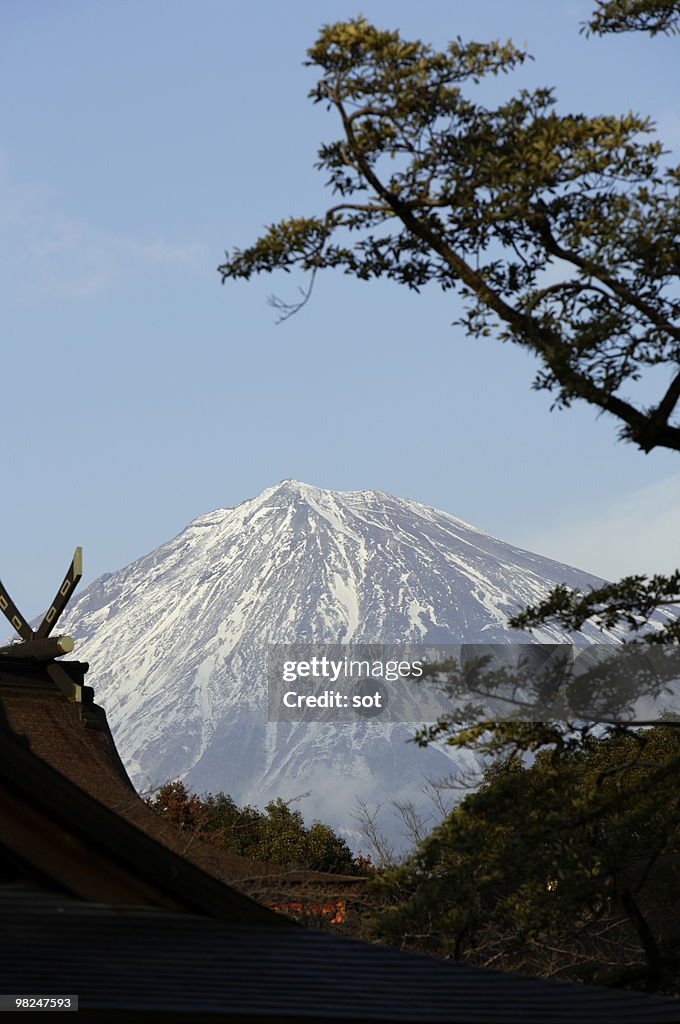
[57,480,616,845]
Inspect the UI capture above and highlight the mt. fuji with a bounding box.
[58,480,615,843]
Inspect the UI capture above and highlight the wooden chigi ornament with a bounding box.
[0,547,82,662]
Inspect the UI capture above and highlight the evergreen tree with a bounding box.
[371,724,680,991]
[218,3,680,643]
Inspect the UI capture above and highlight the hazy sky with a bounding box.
[1,0,679,617]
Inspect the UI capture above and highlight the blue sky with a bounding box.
[1,0,679,617]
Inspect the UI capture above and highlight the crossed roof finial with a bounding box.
[0,548,83,661]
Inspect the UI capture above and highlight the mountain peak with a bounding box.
[56,483,617,839]
[250,478,375,503]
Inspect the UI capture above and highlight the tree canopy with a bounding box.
[219,5,680,644]
[147,781,358,874]
[370,723,680,991]
[585,0,680,35]
[219,14,680,456]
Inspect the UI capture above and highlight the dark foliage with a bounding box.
[147,781,359,875]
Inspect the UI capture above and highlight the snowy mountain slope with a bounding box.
[56,480,621,843]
